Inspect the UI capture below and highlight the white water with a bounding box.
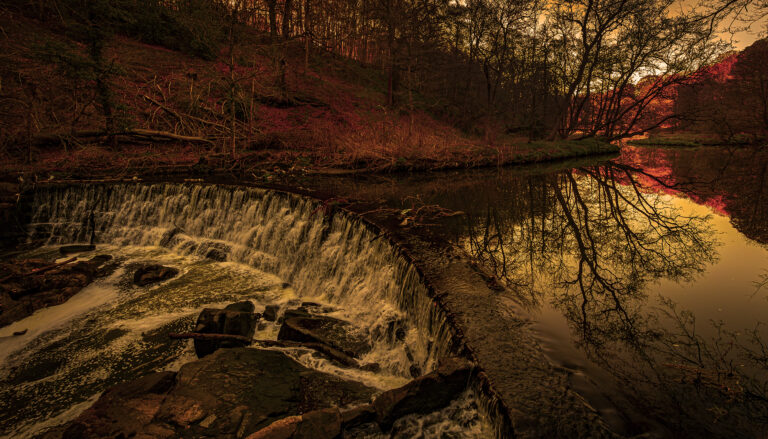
[29,184,454,372]
[0,183,475,438]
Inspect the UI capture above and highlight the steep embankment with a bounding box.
[0,8,616,178]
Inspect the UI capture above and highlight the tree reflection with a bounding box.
[464,162,716,346]
[461,160,768,437]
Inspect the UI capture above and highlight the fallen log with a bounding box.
[0,257,77,284]
[169,332,252,344]
[253,338,362,369]
[31,129,213,146]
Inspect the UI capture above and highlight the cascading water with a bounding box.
[0,183,492,438]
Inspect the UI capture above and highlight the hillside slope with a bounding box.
[0,8,616,178]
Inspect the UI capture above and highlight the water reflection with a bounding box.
[463,154,768,437]
[308,147,768,438]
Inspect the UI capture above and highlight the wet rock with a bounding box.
[294,407,342,439]
[245,408,342,439]
[301,302,336,314]
[133,264,179,286]
[245,415,301,439]
[340,404,377,428]
[373,357,475,429]
[193,305,259,358]
[247,404,377,439]
[159,227,183,247]
[278,316,372,359]
[59,244,95,254]
[263,305,279,322]
[360,363,381,373]
[203,242,230,262]
[205,248,228,261]
[93,255,121,278]
[225,301,255,313]
[278,307,310,323]
[0,256,113,327]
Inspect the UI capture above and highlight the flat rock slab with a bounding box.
[54,348,377,439]
[278,316,371,359]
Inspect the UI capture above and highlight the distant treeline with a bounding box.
[676,39,768,142]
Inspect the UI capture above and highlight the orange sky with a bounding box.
[719,17,767,49]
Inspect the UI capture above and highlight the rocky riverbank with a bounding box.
[35,299,477,439]
[0,253,116,327]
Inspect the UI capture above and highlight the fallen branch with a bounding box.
[169,332,252,344]
[0,257,77,284]
[142,95,227,129]
[127,129,214,144]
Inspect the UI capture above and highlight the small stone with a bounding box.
[12,329,27,336]
[360,363,381,373]
[199,414,217,428]
[133,265,179,286]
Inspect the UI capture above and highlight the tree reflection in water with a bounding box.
[462,160,768,437]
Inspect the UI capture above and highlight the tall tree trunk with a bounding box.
[267,0,277,38]
[386,22,395,108]
[282,0,293,39]
[88,38,115,147]
[304,0,311,73]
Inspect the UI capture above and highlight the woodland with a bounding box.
[0,0,767,175]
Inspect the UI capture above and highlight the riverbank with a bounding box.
[0,137,618,181]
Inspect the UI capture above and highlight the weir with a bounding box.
[16,182,510,437]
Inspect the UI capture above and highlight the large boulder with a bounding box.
[133,264,179,286]
[54,348,377,439]
[193,302,258,358]
[278,315,371,359]
[373,357,476,429]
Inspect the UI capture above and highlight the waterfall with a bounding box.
[28,183,457,376]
